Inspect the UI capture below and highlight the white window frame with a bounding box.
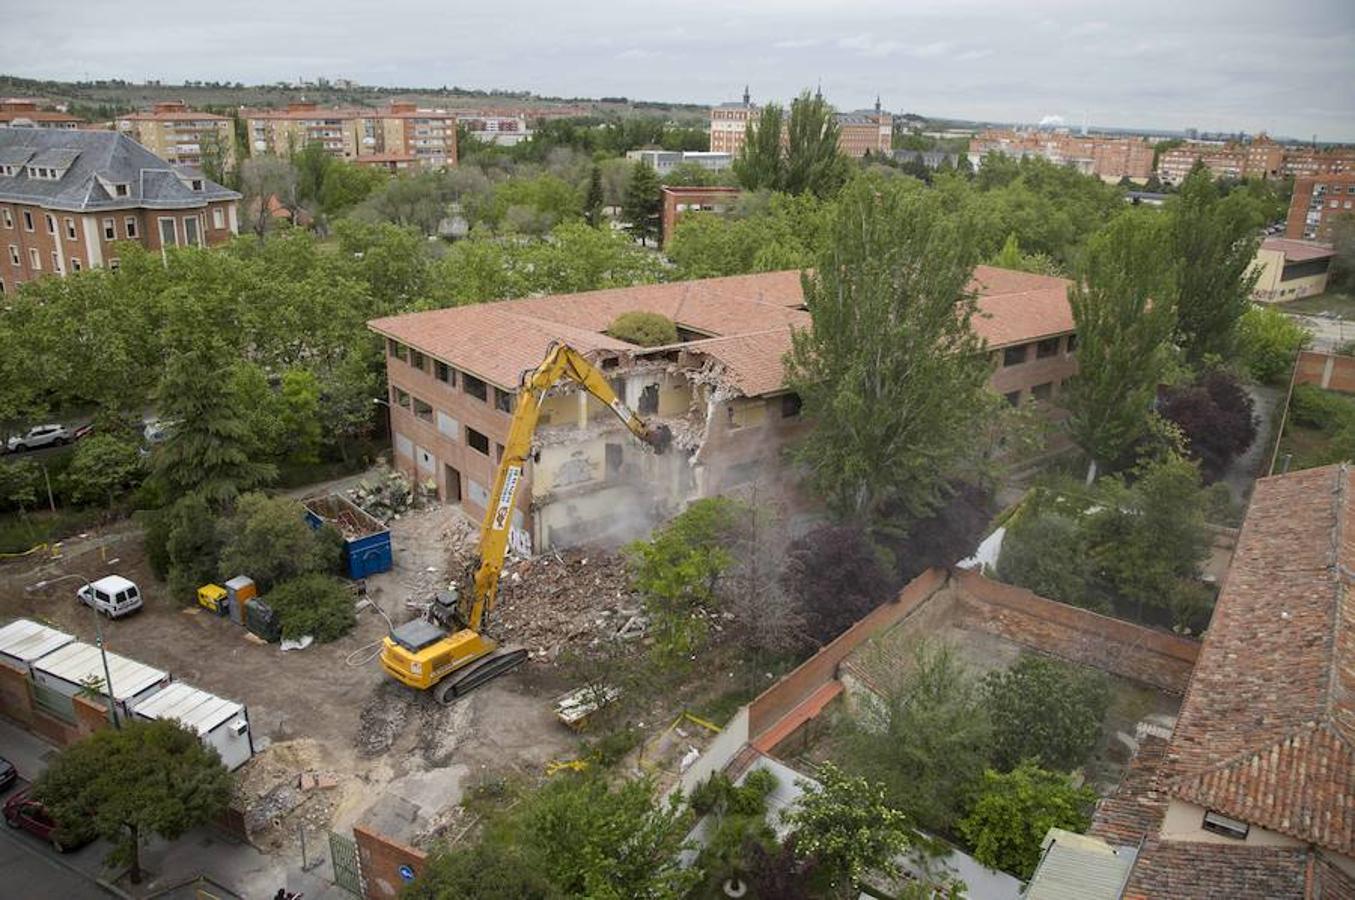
[70,257,81,272]
[28,247,41,270]
[183,215,201,247]
[7,245,17,266]
[124,216,138,239]
[64,217,76,241]
[50,250,62,274]
[102,217,116,241]
[22,209,33,232]
[157,216,178,249]
[1,208,11,229]
[212,207,225,229]
[45,213,56,235]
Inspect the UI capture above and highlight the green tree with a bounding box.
[957,762,1096,879]
[410,773,697,900]
[584,164,605,227]
[622,161,663,246]
[1329,212,1355,290]
[785,176,990,528]
[784,762,911,896]
[278,368,324,465]
[784,90,849,199]
[319,161,387,216]
[981,655,1110,772]
[403,843,560,899]
[1085,453,1213,628]
[293,141,335,211]
[1236,304,1308,384]
[606,311,678,347]
[35,719,232,883]
[217,493,338,591]
[844,641,991,831]
[152,347,276,506]
[996,511,1099,611]
[62,434,144,507]
[665,191,825,279]
[0,458,41,514]
[626,497,741,662]
[164,493,223,600]
[1168,166,1264,362]
[733,102,786,192]
[266,573,355,641]
[1065,211,1177,479]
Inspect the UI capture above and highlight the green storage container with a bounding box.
[246,599,281,643]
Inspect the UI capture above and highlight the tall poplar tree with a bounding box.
[733,102,786,192]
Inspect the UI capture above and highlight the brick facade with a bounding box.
[354,824,428,900]
[660,186,742,246]
[1286,173,1355,242]
[987,333,1079,410]
[0,662,111,747]
[1295,349,1355,394]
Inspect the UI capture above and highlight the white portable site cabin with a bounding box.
[131,682,255,771]
[0,619,74,675]
[30,640,169,721]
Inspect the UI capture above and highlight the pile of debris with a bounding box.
[235,740,343,844]
[487,548,649,662]
[346,467,416,523]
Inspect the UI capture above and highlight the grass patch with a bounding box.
[1279,292,1355,319]
[0,507,108,554]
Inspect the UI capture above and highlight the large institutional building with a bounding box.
[242,101,458,169]
[0,126,240,293]
[709,88,891,159]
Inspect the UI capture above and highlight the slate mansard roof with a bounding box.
[0,126,240,212]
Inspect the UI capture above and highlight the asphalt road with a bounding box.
[0,825,104,899]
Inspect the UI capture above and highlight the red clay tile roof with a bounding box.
[1121,841,1313,900]
[1261,237,1336,262]
[1089,732,1171,847]
[369,266,1074,395]
[1155,464,1355,855]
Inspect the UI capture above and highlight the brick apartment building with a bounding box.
[1159,136,1355,186]
[1285,172,1355,241]
[115,101,234,169]
[660,185,742,245]
[244,101,458,168]
[0,98,82,129]
[708,89,891,159]
[0,126,240,292]
[368,267,1076,553]
[968,129,1154,181]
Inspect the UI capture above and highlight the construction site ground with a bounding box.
[0,498,745,860]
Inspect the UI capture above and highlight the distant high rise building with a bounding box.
[243,101,458,168]
[116,101,234,169]
[1286,172,1355,241]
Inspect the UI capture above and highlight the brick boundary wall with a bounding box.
[952,569,1200,694]
[746,568,947,741]
[0,665,111,746]
[1294,349,1355,394]
[354,824,428,900]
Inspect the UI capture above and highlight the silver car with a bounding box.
[6,424,71,453]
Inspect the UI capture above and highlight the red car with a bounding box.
[3,791,93,852]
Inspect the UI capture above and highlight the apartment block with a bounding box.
[0,98,82,129]
[459,114,531,147]
[116,101,234,169]
[1159,136,1355,185]
[244,101,457,168]
[968,129,1155,180]
[368,267,1075,554]
[625,149,734,176]
[708,89,891,159]
[660,185,742,245]
[0,126,240,293]
[1285,172,1355,241]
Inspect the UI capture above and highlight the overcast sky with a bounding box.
[5,0,1353,140]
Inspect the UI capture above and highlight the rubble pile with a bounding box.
[235,740,343,843]
[346,467,416,523]
[484,548,649,662]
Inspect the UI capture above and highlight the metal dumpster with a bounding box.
[303,494,393,580]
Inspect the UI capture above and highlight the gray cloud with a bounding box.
[2,0,1352,139]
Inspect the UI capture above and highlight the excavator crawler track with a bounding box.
[433,647,529,705]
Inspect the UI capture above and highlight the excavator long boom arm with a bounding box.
[464,342,671,632]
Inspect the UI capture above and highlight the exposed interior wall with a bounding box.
[1295,349,1355,394]
[354,824,428,900]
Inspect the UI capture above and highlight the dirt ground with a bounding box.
[0,502,584,851]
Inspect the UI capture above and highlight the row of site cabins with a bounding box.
[376,330,1076,553]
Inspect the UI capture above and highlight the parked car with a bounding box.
[3,791,93,852]
[5,424,71,453]
[0,756,15,793]
[76,575,144,619]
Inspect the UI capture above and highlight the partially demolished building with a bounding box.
[368,267,1076,552]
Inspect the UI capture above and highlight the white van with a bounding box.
[76,576,143,619]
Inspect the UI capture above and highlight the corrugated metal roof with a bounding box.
[33,641,167,700]
[0,618,74,664]
[131,682,241,735]
[1025,829,1135,900]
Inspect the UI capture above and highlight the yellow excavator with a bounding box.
[379,342,672,704]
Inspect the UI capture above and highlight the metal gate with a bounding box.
[329,831,364,896]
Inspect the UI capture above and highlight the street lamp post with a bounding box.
[27,573,120,729]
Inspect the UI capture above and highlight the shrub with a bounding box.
[958,762,1096,879]
[266,573,355,642]
[605,311,679,347]
[996,511,1100,611]
[217,492,339,591]
[782,525,897,644]
[981,654,1111,772]
[1236,305,1307,384]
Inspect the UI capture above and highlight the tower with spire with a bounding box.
[742,85,750,106]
